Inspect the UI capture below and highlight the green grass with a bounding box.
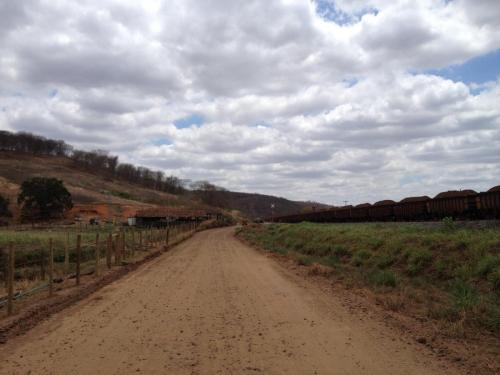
[0,225,152,269]
[237,222,500,334]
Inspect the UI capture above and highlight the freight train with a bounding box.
[272,185,500,223]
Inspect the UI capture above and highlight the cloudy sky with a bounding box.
[1,0,499,205]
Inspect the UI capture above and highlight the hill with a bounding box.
[0,151,202,223]
[203,190,330,219]
[0,151,326,222]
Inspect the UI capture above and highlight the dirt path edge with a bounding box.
[234,232,499,375]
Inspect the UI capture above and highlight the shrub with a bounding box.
[476,255,500,278]
[487,267,500,290]
[442,217,456,231]
[451,280,479,312]
[0,194,12,217]
[406,249,433,275]
[332,244,350,258]
[434,259,453,279]
[296,255,312,266]
[368,238,384,250]
[352,250,371,267]
[110,190,134,200]
[371,270,397,287]
[374,253,395,269]
[321,255,340,268]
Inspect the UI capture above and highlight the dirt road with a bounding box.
[0,228,457,374]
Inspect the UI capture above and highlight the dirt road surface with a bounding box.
[0,228,458,374]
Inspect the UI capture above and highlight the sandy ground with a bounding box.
[0,227,459,375]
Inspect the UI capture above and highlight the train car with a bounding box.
[318,208,337,222]
[393,196,431,221]
[428,190,477,219]
[368,200,395,221]
[351,203,371,222]
[334,205,353,221]
[478,185,500,219]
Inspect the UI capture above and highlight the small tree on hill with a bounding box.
[17,177,73,221]
[0,194,12,217]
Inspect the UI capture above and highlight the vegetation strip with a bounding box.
[236,222,500,336]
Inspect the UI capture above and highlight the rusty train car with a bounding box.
[272,185,500,223]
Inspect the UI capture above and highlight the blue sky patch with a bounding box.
[173,113,204,129]
[427,49,500,85]
[399,175,424,187]
[49,89,58,98]
[315,0,378,25]
[152,138,172,146]
[343,78,358,87]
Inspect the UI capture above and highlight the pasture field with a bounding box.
[0,224,191,304]
[0,225,121,270]
[237,222,500,335]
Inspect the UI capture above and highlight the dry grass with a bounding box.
[236,222,500,335]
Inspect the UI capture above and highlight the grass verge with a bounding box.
[236,222,500,336]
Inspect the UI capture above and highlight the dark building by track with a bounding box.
[133,208,216,227]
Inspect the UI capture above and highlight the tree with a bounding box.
[0,194,11,217]
[17,177,73,221]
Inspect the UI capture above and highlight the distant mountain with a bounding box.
[200,190,330,219]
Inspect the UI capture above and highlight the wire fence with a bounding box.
[0,221,199,317]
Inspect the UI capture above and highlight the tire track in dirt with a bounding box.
[0,227,460,374]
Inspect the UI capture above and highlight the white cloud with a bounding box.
[1,0,499,204]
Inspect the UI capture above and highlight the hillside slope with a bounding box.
[0,152,327,222]
[0,152,199,222]
[205,190,330,219]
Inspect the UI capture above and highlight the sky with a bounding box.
[1,0,499,206]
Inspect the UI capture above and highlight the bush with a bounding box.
[434,259,454,279]
[452,280,479,312]
[0,194,12,217]
[487,267,500,290]
[352,250,371,267]
[332,244,350,258]
[321,255,340,268]
[374,253,395,269]
[476,255,500,278]
[406,249,433,275]
[442,216,456,231]
[296,255,313,266]
[17,177,73,221]
[371,270,397,287]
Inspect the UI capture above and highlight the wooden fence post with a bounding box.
[76,234,81,286]
[95,233,100,277]
[122,230,126,260]
[166,228,169,247]
[49,238,54,297]
[40,248,46,281]
[121,231,125,261]
[7,243,14,316]
[3,250,8,289]
[139,230,143,250]
[131,230,135,257]
[113,235,118,265]
[106,234,112,269]
[64,231,69,274]
[114,232,123,265]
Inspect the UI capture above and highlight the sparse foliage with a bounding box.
[0,130,188,195]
